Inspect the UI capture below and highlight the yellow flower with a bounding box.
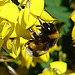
[10,21,31,40]
[18,0,38,29]
[50,61,67,74]
[18,0,54,29]
[70,10,75,22]
[39,61,67,75]
[17,9,31,39]
[0,2,19,23]
[23,8,37,29]
[0,19,14,40]
[3,38,20,59]
[72,25,75,40]
[20,38,33,69]
[30,0,44,16]
[18,0,44,16]
[9,37,33,68]
[10,46,20,59]
[22,48,33,69]
[0,0,57,70]
[0,19,14,50]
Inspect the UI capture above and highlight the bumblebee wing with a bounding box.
[26,47,33,57]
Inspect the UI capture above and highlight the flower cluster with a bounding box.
[70,10,75,46]
[0,0,67,74]
[38,61,67,75]
[0,0,56,67]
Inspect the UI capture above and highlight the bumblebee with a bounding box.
[25,20,59,57]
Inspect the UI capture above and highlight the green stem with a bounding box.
[59,51,63,61]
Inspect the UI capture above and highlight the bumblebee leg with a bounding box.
[28,27,39,40]
[38,18,42,25]
[36,25,41,27]
[37,19,46,29]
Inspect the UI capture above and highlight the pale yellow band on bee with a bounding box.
[48,31,59,39]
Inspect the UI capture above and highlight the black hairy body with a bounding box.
[25,21,59,57]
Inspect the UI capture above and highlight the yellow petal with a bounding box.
[12,38,20,54]
[70,10,75,22]
[38,71,53,75]
[0,18,2,22]
[18,0,27,4]
[2,22,12,39]
[10,38,20,59]
[10,46,20,59]
[9,23,18,38]
[18,9,24,26]
[72,25,75,40]
[0,38,4,50]
[31,62,36,67]
[0,0,10,6]
[0,20,4,37]
[26,56,33,69]
[0,2,19,23]
[34,19,41,25]
[30,0,44,16]
[0,20,14,39]
[40,10,54,22]
[20,37,28,45]
[50,61,67,74]
[3,38,13,53]
[24,6,30,26]
[71,14,75,22]
[23,8,37,29]
[39,52,49,62]
[22,47,33,69]
[16,23,31,39]
[8,39,14,49]
[18,9,32,39]
[0,0,8,2]
[7,39,13,50]
[26,14,37,29]
[10,20,31,39]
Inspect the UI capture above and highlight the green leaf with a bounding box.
[2,49,9,56]
[40,59,53,69]
[45,0,62,6]
[60,20,72,35]
[45,6,71,22]
[44,0,72,35]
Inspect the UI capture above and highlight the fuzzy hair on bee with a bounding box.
[25,20,59,57]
